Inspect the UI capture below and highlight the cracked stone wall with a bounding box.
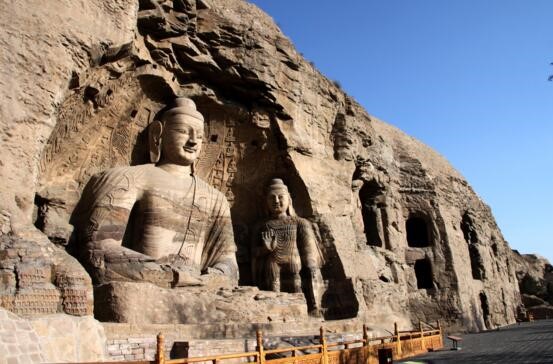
[0,308,107,363]
[1,0,522,332]
[512,252,553,319]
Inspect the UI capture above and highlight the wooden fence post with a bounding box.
[419,320,424,350]
[362,324,370,364]
[156,332,165,364]
[256,330,265,364]
[394,322,401,357]
[436,320,443,347]
[320,326,328,364]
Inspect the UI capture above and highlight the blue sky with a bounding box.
[249,0,553,262]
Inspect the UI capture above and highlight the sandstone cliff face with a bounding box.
[0,0,137,318]
[511,252,553,319]
[0,0,520,331]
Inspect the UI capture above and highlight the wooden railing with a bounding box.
[153,321,443,364]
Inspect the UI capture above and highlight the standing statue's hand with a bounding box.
[308,267,319,279]
[261,230,277,251]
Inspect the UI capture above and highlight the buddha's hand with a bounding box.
[204,267,224,275]
[171,266,203,287]
[261,229,277,251]
[173,270,203,287]
[157,254,190,270]
[154,255,203,287]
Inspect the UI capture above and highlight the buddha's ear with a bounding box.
[148,120,163,163]
[287,194,297,217]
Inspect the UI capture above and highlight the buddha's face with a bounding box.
[160,114,204,166]
[266,189,290,216]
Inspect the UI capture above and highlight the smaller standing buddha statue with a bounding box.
[252,178,323,315]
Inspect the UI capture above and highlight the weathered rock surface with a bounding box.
[0,235,93,317]
[0,308,43,364]
[94,282,308,324]
[0,0,138,236]
[0,308,107,363]
[30,313,108,362]
[0,0,135,318]
[0,0,523,332]
[512,252,553,319]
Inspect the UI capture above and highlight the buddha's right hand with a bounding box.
[171,267,203,287]
[155,255,203,287]
[261,230,277,251]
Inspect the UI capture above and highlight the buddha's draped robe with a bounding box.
[72,164,237,284]
[252,216,321,290]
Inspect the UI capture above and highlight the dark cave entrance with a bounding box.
[469,244,485,280]
[414,258,433,290]
[406,215,430,248]
[491,243,498,257]
[461,211,486,280]
[480,292,490,328]
[359,180,386,248]
[460,211,478,245]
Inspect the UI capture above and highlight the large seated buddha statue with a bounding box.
[70,99,311,325]
[72,97,238,289]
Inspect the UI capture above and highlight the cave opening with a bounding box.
[406,215,430,247]
[469,244,485,280]
[359,180,385,248]
[461,211,486,280]
[480,292,490,328]
[461,211,478,244]
[33,193,47,231]
[414,258,433,290]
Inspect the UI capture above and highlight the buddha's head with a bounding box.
[149,97,205,166]
[265,179,296,217]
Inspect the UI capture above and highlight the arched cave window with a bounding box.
[469,244,485,280]
[461,211,486,280]
[359,180,385,247]
[461,211,478,244]
[406,215,430,247]
[414,259,433,290]
[480,292,490,328]
[491,243,498,257]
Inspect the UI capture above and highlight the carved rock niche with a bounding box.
[193,97,314,285]
[34,71,339,323]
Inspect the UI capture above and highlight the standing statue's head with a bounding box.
[149,97,205,166]
[265,178,296,218]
